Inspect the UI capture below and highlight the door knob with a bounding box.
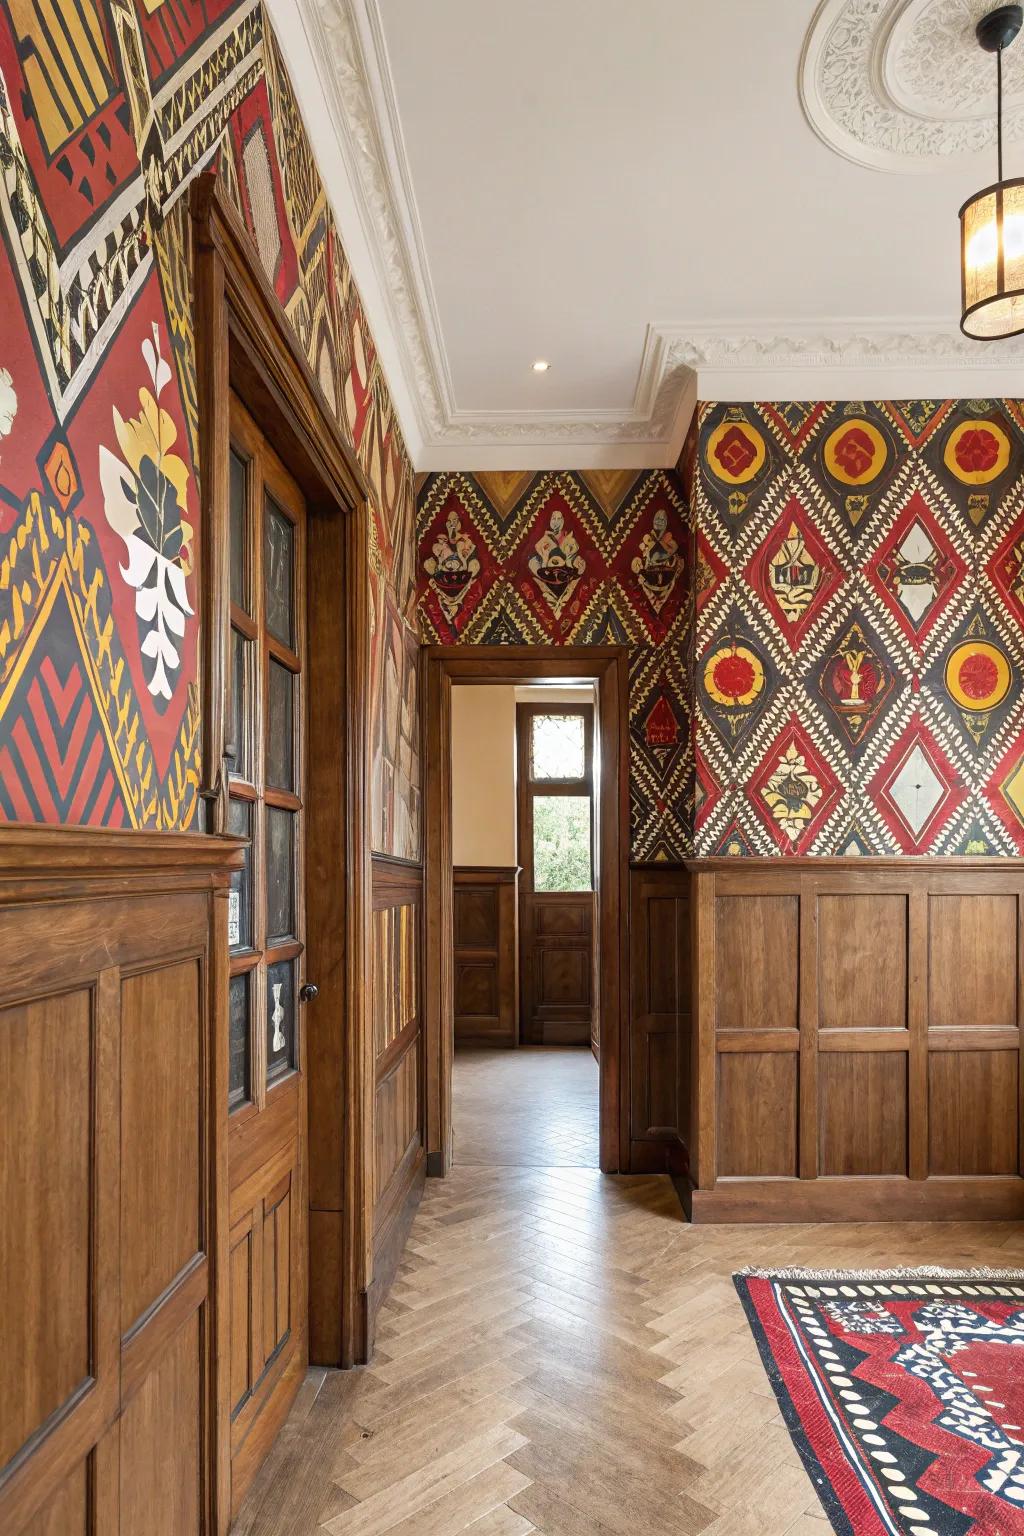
[299,982,319,1002]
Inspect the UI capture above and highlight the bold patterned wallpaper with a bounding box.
[0,0,419,854]
[416,470,692,861]
[692,400,1024,856]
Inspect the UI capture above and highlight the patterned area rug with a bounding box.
[735,1268,1024,1536]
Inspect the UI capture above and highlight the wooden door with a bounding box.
[516,704,596,1047]
[224,398,309,1512]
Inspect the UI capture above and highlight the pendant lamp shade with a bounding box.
[960,5,1024,339]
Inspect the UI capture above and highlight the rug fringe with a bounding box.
[734,1264,1024,1281]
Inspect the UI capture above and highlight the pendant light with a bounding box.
[960,4,1024,338]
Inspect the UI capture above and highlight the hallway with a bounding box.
[452,1047,599,1168]
[232,1170,1024,1535]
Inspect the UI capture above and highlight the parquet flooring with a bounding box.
[233,1056,1024,1536]
[452,1047,599,1168]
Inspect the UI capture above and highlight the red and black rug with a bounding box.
[735,1268,1024,1536]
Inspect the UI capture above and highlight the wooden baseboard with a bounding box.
[688,1175,1024,1224]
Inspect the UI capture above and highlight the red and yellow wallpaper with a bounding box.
[417,470,692,861]
[692,400,1024,856]
[0,0,419,853]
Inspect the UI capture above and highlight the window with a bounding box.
[226,399,305,1111]
[518,703,594,894]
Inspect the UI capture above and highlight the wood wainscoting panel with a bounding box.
[453,867,518,1047]
[715,895,799,1032]
[688,858,1024,1224]
[368,857,425,1346]
[817,894,908,1032]
[717,1053,798,1177]
[928,1050,1019,1175]
[818,1053,908,1176]
[0,828,240,1536]
[628,866,690,1174]
[929,894,1018,1029]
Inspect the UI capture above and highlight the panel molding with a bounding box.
[687,856,1024,1223]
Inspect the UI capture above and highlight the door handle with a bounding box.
[299,982,319,1003]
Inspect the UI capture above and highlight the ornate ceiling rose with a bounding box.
[801,0,1024,171]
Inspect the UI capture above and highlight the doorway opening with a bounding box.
[423,645,630,1176]
[450,684,600,1168]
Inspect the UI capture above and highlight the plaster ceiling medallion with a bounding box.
[801,0,1024,171]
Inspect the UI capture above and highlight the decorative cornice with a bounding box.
[278,1,1024,469]
[800,0,1024,173]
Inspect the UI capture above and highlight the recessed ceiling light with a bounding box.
[532,359,550,372]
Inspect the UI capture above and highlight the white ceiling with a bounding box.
[272,0,1024,470]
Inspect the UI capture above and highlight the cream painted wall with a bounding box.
[451,685,594,866]
[451,686,517,866]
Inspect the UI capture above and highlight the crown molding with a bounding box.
[275,0,1024,471]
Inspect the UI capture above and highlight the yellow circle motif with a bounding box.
[823,418,888,486]
[943,420,1011,485]
[944,640,1011,711]
[705,420,766,486]
[703,643,765,707]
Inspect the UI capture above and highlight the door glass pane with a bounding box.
[266,807,295,942]
[229,972,250,1110]
[266,958,296,1083]
[228,628,252,779]
[530,714,585,780]
[266,659,295,791]
[227,797,253,951]
[533,795,592,891]
[264,496,294,649]
[229,449,247,612]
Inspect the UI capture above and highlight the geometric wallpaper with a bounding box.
[692,399,1024,856]
[417,469,692,861]
[0,0,419,853]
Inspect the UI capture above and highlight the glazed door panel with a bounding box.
[225,397,309,1514]
[516,704,595,1047]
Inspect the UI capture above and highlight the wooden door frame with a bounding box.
[423,645,630,1174]
[191,172,372,1530]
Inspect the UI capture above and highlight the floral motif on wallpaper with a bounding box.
[417,469,692,861]
[0,0,418,849]
[692,399,1024,856]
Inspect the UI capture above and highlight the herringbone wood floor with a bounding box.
[233,1057,1024,1536]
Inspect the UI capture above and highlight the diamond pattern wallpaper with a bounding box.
[692,400,1024,856]
[0,0,418,852]
[417,470,692,861]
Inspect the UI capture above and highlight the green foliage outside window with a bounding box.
[533,796,592,892]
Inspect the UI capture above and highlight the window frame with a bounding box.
[515,702,595,894]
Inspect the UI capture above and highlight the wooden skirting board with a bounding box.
[685,856,1024,1224]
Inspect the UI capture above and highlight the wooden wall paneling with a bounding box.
[908,887,929,1181]
[798,888,818,1180]
[452,867,519,1046]
[687,858,1024,1224]
[628,867,690,1175]
[818,1054,908,1175]
[367,857,426,1344]
[0,828,241,1536]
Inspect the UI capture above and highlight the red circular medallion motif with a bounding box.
[954,428,1000,476]
[956,651,1000,700]
[712,653,756,699]
[713,425,757,478]
[832,427,876,480]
